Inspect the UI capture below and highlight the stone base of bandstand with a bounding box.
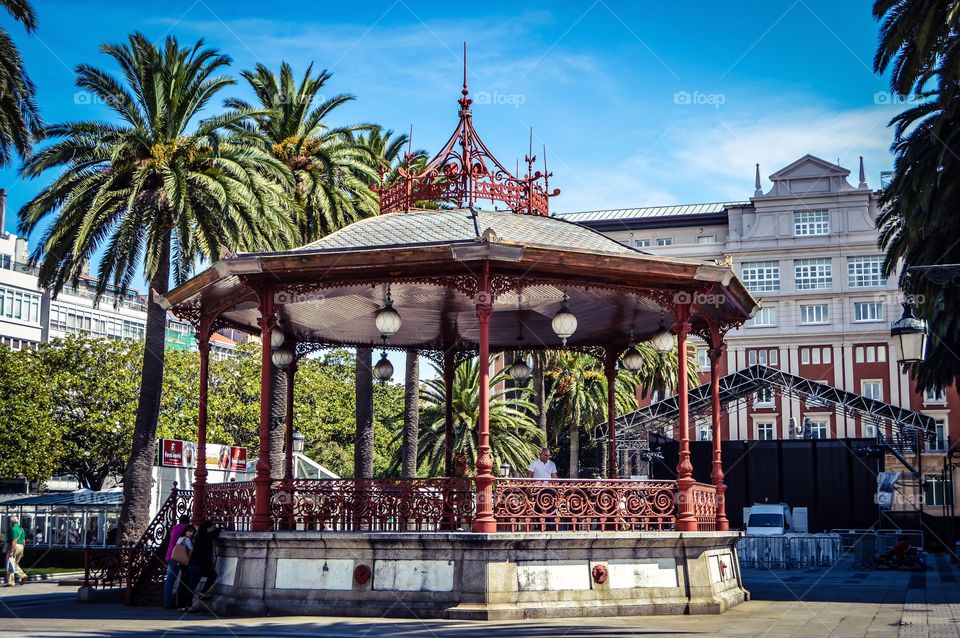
[208,530,748,620]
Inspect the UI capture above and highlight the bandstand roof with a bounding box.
[164,208,759,353]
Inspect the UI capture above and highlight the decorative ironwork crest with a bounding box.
[376,45,559,216]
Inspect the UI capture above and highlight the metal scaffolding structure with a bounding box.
[596,364,937,448]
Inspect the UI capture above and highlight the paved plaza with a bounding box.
[1,555,960,637]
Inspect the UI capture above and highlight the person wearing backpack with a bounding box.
[162,515,191,609]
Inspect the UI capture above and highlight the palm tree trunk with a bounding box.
[533,353,547,437]
[569,402,580,479]
[401,349,419,478]
[354,346,374,479]
[269,364,286,480]
[118,233,170,544]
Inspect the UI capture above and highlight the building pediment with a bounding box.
[758,154,857,197]
[769,154,850,181]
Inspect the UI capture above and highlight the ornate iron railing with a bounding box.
[269,479,476,532]
[190,478,727,534]
[83,546,130,589]
[493,479,678,532]
[125,486,193,605]
[691,482,718,532]
[206,480,256,531]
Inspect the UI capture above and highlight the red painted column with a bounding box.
[192,326,211,524]
[674,304,696,531]
[709,326,729,531]
[605,349,619,479]
[472,263,497,533]
[253,288,276,532]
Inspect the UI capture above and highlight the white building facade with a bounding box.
[560,154,957,460]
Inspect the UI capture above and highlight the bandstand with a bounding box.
[157,63,759,619]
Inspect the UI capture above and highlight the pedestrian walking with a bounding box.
[5,516,27,586]
[162,514,190,609]
[186,520,221,610]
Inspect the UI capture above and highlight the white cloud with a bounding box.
[554,103,900,212]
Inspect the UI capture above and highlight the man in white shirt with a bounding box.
[527,447,558,479]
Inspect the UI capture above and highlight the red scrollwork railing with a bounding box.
[690,482,718,532]
[269,479,476,532]
[206,480,256,531]
[493,479,678,532]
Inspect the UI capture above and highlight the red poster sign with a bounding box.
[159,439,196,468]
[160,439,246,471]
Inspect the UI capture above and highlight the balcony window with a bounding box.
[795,258,832,290]
[800,304,830,325]
[794,210,830,236]
[848,256,885,288]
[748,306,777,327]
[741,261,780,293]
[854,301,883,322]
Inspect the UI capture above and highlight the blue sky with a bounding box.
[2,0,900,241]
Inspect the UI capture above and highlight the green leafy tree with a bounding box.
[0,346,60,482]
[35,335,141,490]
[18,33,296,543]
[873,0,960,389]
[0,0,40,166]
[412,358,543,477]
[544,343,696,478]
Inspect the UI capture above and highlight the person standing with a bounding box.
[527,447,559,479]
[173,526,196,611]
[162,514,190,609]
[186,520,221,610]
[5,516,27,586]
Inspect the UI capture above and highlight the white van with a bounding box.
[745,503,794,536]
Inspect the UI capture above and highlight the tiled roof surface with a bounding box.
[292,209,640,256]
[556,202,749,224]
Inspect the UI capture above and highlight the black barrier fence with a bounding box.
[649,436,887,532]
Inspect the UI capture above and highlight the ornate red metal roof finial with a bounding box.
[376,43,560,216]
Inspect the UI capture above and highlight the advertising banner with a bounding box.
[207,443,248,472]
[158,439,247,472]
[159,438,196,468]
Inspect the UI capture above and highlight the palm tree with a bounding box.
[18,33,295,543]
[873,0,960,390]
[0,0,40,167]
[354,347,374,478]
[231,63,385,478]
[414,358,543,477]
[354,127,429,477]
[401,351,419,478]
[544,344,697,478]
[873,0,960,98]
[356,126,427,186]
[227,62,380,242]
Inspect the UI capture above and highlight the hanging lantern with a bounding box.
[650,326,675,354]
[551,293,578,345]
[621,346,644,371]
[271,347,294,368]
[270,327,285,349]
[891,302,928,365]
[508,355,531,382]
[375,289,402,338]
[373,351,394,382]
